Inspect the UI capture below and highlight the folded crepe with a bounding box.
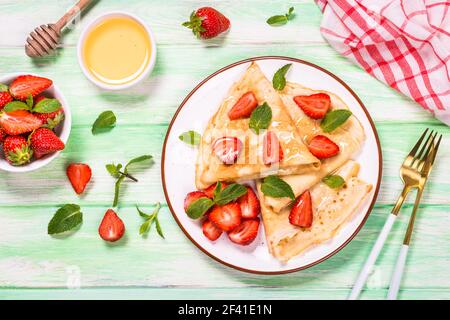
[257,160,372,262]
[260,82,365,213]
[195,63,320,190]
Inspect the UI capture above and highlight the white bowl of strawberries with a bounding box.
[0,73,71,172]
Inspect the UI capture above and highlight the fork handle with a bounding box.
[348,213,397,300]
[387,244,409,300]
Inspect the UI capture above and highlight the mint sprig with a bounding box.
[261,175,295,200]
[187,182,248,219]
[137,202,164,238]
[106,155,153,207]
[267,7,295,26]
[249,102,272,134]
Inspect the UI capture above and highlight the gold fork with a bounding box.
[349,129,441,300]
[387,132,442,299]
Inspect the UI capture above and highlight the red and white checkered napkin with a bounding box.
[316,0,450,125]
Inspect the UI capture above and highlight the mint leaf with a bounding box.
[48,204,83,235]
[213,181,223,199]
[0,84,8,92]
[267,7,295,26]
[249,102,272,134]
[33,98,61,113]
[187,197,214,219]
[320,109,352,133]
[272,63,292,90]
[106,163,122,178]
[3,101,30,112]
[124,155,153,172]
[261,175,295,200]
[92,110,116,134]
[179,130,201,146]
[214,183,248,206]
[322,175,345,189]
[26,95,33,109]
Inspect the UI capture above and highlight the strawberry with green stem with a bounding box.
[3,135,33,166]
[183,7,230,39]
[29,127,65,159]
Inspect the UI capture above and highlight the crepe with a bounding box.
[257,160,372,262]
[195,63,320,190]
[260,82,366,213]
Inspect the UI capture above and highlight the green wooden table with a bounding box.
[0,0,448,300]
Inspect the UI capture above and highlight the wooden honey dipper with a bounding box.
[25,0,93,57]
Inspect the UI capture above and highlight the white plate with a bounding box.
[162,57,382,274]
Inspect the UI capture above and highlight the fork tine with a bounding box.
[407,128,429,158]
[419,133,442,173]
[417,131,436,161]
[431,135,442,166]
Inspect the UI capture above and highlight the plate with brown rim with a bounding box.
[161,56,382,274]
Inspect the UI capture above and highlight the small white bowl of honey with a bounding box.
[77,11,156,90]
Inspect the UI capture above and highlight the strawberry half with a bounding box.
[209,202,242,232]
[184,191,209,213]
[212,136,242,164]
[238,186,260,219]
[9,75,52,101]
[293,93,331,119]
[308,135,340,159]
[228,219,260,246]
[3,135,32,166]
[0,92,13,110]
[183,7,230,39]
[202,219,223,241]
[98,209,125,242]
[203,181,229,198]
[289,191,313,228]
[29,127,65,159]
[263,131,284,165]
[228,92,258,120]
[67,163,92,195]
[0,110,42,135]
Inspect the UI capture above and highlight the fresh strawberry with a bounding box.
[202,219,223,241]
[183,7,230,39]
[66,163,92,195]
[228,219,260,246]
[9,75,52,101]
[98,209,125,242]
[228,92,258,120]
[308,135,339,159]
[203,181,229,198]
[0,92,13,110]
[238,186,260,219]
[263,131,284,165]
[0,110,42,135]
[212,136,242,164]
[289,191,313,228]
[209,202,242,232]
[2,135,32,166]
[293,93,331,119]
[184,191,209,213]
[29,127,65,159]
[0,128,6,144]
[35,109,64,129]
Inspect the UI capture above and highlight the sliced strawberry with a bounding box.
[209,202,242,232]
[0,92,13,110]
[3,135,32,166]
[203,181,229,198]
[202,219,223,241]
[29,128,64,159]
[228,92,258,120]
[238,186,260,219]
[0,110,42,135]
[184,191,209,213]
[228,219,260,246]
[293,93,331,119]
[9,75,52,100]
[308,135,340,159]
[66,163,92,195]
[98,209,125,242]
[289,191,313,228]
[263,131,283,165]
[212,136,242,164]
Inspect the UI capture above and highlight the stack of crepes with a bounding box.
[196,62,372,262]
